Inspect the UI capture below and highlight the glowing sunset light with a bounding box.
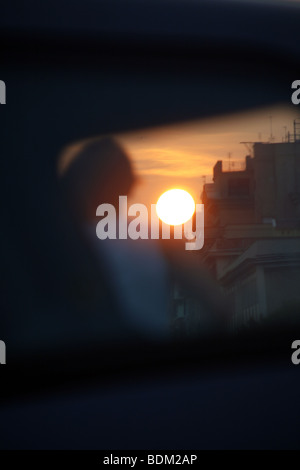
[156,189,195,226]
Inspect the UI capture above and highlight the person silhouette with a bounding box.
[59,136,171,339]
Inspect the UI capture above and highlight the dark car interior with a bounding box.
[1,0,300,449]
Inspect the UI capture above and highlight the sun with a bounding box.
[156,189,195,226]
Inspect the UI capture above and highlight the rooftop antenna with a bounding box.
[294,118,300,142]
[228,152,232,171]
[240,142,254,157]
[269,115,275,142]
[200,175,206,201]
[283,126,287,142]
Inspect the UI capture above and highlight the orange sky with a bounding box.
[118,104,300,208]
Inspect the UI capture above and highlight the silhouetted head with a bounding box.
[60,137,135,222]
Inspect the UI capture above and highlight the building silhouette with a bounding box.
[201,138,300,330]
[172,131,300,335]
